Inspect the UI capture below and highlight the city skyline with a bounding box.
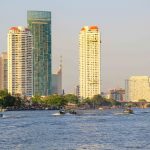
[1,0,150,93]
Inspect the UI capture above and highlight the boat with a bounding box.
[98,107,104,110]
[59,109,66,115]
[123,108,134,114]
[69,110,77,115]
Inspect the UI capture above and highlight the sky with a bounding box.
[1,0,150,93]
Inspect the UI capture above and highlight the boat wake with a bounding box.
[114,112,134,115]
[52,112,62,116]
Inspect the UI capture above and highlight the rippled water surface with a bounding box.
[0,109,150,150]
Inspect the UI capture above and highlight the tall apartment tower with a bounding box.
[79,26,101,99]
[0,52,8,90]
[126,76,150,102]
[27,11,51,96]
[8,26,33,96]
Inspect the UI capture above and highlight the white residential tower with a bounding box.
[8,26,33,96]
[79,26,101,99]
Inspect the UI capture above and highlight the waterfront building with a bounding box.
[8,26,33,96]
[101,92,111,99]
[27,11,51,96]
[51,65,62,95]
[79,26,101,99]
[0,56,2,89]
[126,76,150,102]
[75,85,80,98]
[0,52,8,90]
[109,88,125,101]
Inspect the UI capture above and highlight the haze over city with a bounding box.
[0,0,150,93]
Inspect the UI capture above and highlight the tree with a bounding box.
[31,95,42,105]
[64,94,79,104]
[107,98,121,106]
[0,89,9,99]
[43,95,67,108]
[138,99,147,102]
[0,89,16,108]
[0,89,8,106]
[138,99,147,108]
[3,95,16,107]
[91,94,111,107]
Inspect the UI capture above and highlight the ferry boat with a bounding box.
[123,108,134,114]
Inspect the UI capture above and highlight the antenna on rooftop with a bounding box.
[60,55,62,69]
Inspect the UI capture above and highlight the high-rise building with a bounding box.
[75,85,80,98]
[79,26,101,99]
[0,52,8,90]
[8,26,33,96]
[126,76,150,102]
[0,56,2,90]
[52,66,62,95]
[27,11,51,96]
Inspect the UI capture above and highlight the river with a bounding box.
[0,108,150,150]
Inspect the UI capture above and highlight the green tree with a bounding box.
[80,98,92,106]
[64,94,79,104]
[43,95,67,108]
[0,89,8,99]
[0,89,15,108]
[3,95,16,107]
[31,95,42,105]
[138,99,147,102]
[91,94,111,107]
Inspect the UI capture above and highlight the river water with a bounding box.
[0,108,150,150]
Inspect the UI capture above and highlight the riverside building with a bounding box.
[126,76,150,102]
[51,66,62,95]
[27,11,52,96]
[8,26,33,96]
[0,52,8,90]
[109,88,125,101]
[79,26,101,99]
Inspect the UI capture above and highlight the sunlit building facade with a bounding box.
[126,76,150,102]
[0,52,8,90]
[8,26,33,96]
[27,11,51,96]
[79,26,101,99]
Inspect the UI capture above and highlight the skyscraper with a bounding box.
[79,26,101,99]
[126,76,150,102]
[0,52,8,90]
[8,26,33,96]
[27,11,51,96]
[52,66,62,95]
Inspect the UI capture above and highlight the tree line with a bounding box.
[0,89,122,110]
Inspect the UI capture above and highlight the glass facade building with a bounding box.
[27,11,51,96]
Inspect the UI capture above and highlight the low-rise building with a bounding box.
[109,88,125,101]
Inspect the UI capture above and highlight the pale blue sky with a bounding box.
[1,0,150,93]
